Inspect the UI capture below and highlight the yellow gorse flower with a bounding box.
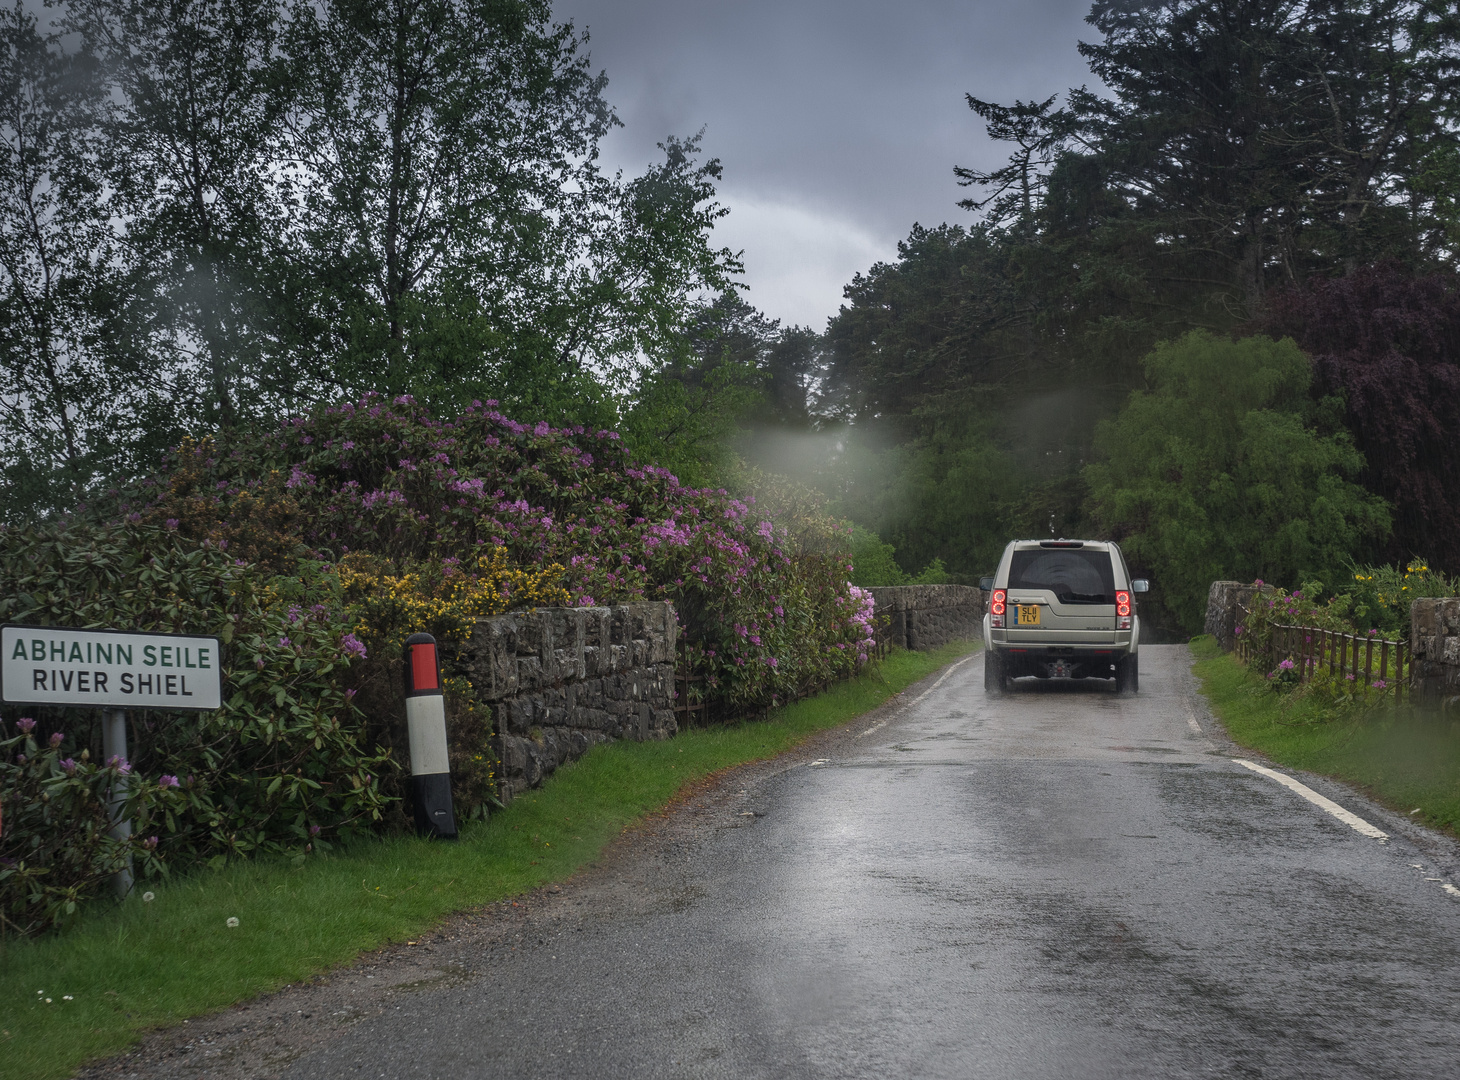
[340,547,570,644]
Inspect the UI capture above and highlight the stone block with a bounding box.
[516,655,542,692]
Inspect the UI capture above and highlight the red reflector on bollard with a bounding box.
[410,642,439,692]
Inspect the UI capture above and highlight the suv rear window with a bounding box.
[1007,549,1115,605]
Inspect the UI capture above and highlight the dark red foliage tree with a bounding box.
[1262,264,1460,573]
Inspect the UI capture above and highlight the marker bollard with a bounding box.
[403,633,457,839]
[102,708,134,897]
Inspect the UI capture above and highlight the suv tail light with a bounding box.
[991,588,1006,628]
[1116,590,1131,630]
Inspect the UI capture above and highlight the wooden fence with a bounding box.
[1235,615,1408,703]
[674,637,708,728]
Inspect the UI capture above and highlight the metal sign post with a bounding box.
[102,708,133,897]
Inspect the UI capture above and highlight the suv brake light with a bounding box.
[991,588,1006,628]
[1116,590,1131,629]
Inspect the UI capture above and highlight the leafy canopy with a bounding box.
[1086,331,1391,631]
[1262,264,1460,573]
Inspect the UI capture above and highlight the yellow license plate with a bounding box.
[1017,604,1041,626]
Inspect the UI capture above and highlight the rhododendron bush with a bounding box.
[129,395,871,708]
[0,528,393,934]
[1,397,871,931]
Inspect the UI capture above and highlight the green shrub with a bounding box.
[1334,558,1456,638]
[848,525,950,587]
[850,526,907,586]
[0,721,165,937]
[0,523,394,932]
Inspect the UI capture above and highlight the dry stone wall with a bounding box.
[869,585,985,651]
[448,602,677,804]
[1203,581,1269,651]
[1410,598,1460,702]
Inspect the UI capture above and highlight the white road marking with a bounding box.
[1234,759,1388,840]
[1443,884,1460,898]
[856,653,980,739]
[1186,713,1203,734]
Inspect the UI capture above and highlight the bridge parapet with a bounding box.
[869,585,985,652]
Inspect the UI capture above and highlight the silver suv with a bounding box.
[980,540,1148,694]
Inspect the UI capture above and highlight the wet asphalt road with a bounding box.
[283,645,1460,1079]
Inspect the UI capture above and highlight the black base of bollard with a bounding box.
[411,772,458,839]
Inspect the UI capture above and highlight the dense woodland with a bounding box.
[5,0,1460,635]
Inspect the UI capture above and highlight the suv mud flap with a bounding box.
[1116,653,1139,695]
[984,651,1008,695]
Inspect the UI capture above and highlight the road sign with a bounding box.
[1,625,223,711]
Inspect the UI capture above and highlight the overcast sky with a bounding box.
[552,0,1098,330]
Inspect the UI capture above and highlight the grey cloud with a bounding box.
[554,1,1096,325]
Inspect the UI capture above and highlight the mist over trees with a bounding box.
[4,0,1459,634]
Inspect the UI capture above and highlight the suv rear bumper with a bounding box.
[992,644,1129,680]
[983,615,1137,680]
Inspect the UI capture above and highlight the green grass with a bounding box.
[0,641,977,1080]
[1191,634,1460,834]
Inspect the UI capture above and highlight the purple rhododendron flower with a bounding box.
[16,717,35,734]
[340,633,367,659]
[49,731,64,747]
[59,757,77,774]
[159,774,180,789]
[143,836,159,850]
[279,636,291,647]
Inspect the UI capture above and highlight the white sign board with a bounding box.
[2,625,223,711]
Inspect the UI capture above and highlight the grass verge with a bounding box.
[1191,634,1460,835]
[0,640,977,1080]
